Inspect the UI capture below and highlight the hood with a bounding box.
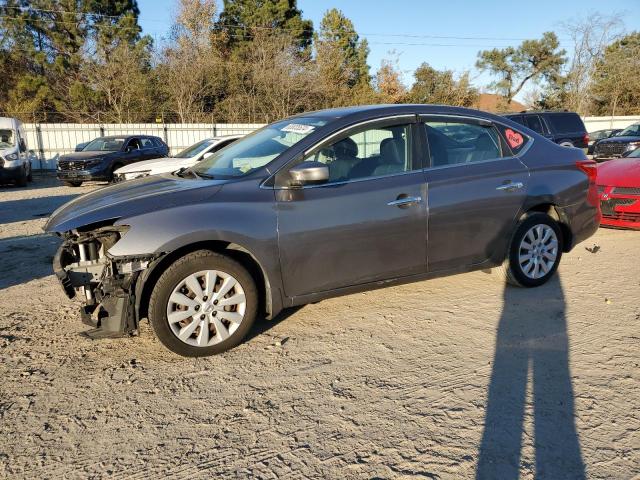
[44,173,225,233]
[115,156,194,175]
[59,151,114,161]
[597,158,640,187]
[597,136,640,144]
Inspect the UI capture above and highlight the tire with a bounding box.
[148,250,258,357]
[110,163,123,183]
[495,213,563,288]
[15,167,28,187]
[63,181,82,187]
[27,163,33,182]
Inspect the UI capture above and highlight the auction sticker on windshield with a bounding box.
[281,124,315,134]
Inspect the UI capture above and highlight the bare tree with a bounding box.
[159,0,224,122]
[220,32,321,123]
[84,42,154,123]
[561,13,625,115]
[374,56,407,104]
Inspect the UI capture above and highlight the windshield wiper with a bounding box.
[174,167,200,179]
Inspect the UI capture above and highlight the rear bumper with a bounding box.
[557,202,600,251]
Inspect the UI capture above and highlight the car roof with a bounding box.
[504,111,580,116]
[287,104,508,124]
[96,135,160,140]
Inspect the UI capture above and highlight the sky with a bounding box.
[137,0,639,99]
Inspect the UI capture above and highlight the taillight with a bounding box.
[576,160,597,183]
[583,133,590,145]
[577,160,599,208]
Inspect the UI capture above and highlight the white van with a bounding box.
[0,117,32,186]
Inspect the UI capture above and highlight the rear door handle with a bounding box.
[496,182,524,192]
[387,196,422,207]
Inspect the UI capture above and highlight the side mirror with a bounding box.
[289,161,329,187]
[201,151,214,160]
[125,146,134,153]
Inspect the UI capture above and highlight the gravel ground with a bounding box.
[0,174,638,479]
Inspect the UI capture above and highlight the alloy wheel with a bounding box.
[518,224,559,280]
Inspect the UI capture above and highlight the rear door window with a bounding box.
[423,119,506,167]
[524,115,546,134]
[140,138,154,149]
[546,113,585,134]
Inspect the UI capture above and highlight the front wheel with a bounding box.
[498,213,563,287]
[148,250,258,357]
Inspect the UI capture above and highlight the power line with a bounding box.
[2,5,573,43]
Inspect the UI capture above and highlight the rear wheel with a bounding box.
[496,213,563,287]
[148,250,258,357]
[63,181,82,187]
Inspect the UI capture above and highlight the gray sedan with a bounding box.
[45,105,600,357]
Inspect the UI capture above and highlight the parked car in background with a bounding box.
[57,135,169,186]
[75,141,90,152]
[503,111,589,149]
[46,104,600,357]
[113,135,241,182]
[597,148,640,229]
[587,128,622,155]
[593,123,640,161]
[0,116,32,186]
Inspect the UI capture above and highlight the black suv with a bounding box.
[593,123,640,161]
[503,111,588,149]
[57,135,169,186]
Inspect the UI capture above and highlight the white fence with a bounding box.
[583,116,640,132]
[22,116,640,170]
[23,122,265,170]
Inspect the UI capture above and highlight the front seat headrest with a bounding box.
[333,137,358,158]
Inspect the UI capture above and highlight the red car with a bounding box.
[597,149,640,229]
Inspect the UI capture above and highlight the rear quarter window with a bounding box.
[546,113,585,134]
[497,124,530,155]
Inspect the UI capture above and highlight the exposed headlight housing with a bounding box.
[123,171,151,180]
[625,142,640,151]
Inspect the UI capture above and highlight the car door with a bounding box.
[421,115,529,272]
[275,117,428,298]
[123,137,143,165]
[139,137,157,160]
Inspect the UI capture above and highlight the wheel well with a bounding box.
[136,241,270,322]
[522,204,573,252]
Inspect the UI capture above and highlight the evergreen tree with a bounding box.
[217,0,312,52]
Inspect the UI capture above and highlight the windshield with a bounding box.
[628,147,640,158]
[83,137,125,152]
[174,139,215,159]
[0,129,15,149]
[191,117,327,178]
[618,124,640,137]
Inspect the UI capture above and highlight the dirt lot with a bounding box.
[0,175,638,479]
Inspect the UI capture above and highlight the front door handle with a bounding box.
[496,181,524,193]
[387,195,422,208]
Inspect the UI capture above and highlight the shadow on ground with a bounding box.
[0,235,60,290]
[477,274,585,479]
[0,195,80,223]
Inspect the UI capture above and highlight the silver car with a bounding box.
[45,105,600,357]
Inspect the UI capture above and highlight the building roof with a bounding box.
[472,94,527,113]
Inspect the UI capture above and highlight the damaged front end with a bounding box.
[54,225,156,339]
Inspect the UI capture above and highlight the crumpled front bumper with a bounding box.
[53,231,155,339]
